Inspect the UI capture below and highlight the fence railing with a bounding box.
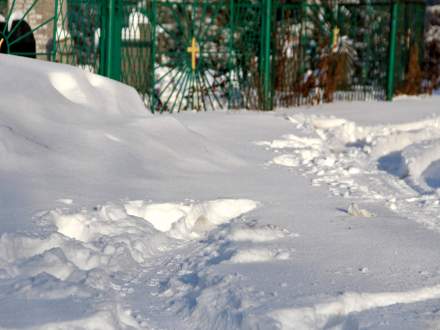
[0,0,427,112]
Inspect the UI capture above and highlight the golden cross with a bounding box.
[332,26,340,50]
[0,39,4,50]
[187,37,199,71]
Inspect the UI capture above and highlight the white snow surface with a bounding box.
[3,55,440,329]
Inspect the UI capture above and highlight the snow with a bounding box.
[124,199,258,239]
[272,284,440,330]
[228,224,292,243]
[229,248,290,264]
[122,11,149,41]
[260,107,440,231]
[3,54,440,329]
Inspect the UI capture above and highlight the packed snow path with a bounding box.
[2,55,440,329]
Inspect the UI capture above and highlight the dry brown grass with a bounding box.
[397,43,423,95]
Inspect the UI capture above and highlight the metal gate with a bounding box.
[148,0,268,112]
[149,1,232,113]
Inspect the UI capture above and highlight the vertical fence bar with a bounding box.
[104,0,115,77]
[51,0,59,61]
[99,0,107,76]
[150,0,157,113]
[299,0,307,77]
[387,0,399,101]
[228,0,235,109]
[259,2,266,78]
[104,0,122,80]
[416,1,426,73]
[262,0,272,110]
[113,0,122,80]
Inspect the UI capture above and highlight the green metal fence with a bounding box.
[272,1,393,106]
[0,0,427,112]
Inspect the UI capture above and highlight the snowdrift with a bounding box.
[261,108,440,231]
[0,55,256,329]
[0,55,245,232]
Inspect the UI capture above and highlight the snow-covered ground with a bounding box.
[2,55,440,329]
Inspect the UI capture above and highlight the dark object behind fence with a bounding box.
[0,19,36,58]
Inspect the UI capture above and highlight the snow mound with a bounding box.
[0,55,247,229]
[260,113,440,230]
[0,203,162,328]
[0,198,260,328]
[125,199,259,239]
[0,204,170,277]
[271,284,440,330]
[397,140,440,191]
[0,54,146,120]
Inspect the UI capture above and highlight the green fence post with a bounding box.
[150,0,157,113]
[227,0,235,109]
[387,0,399,101]
[416,1,426,72]
[299,0,307,77]
[99,0,107,76]
[51,0,59,62]
[104,0,122,80]
[262,0,272,110]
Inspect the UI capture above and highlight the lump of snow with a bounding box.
[271,283,440,330]
[125,199,259,239]
[125,201,190,232]
[272,154,299,167]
